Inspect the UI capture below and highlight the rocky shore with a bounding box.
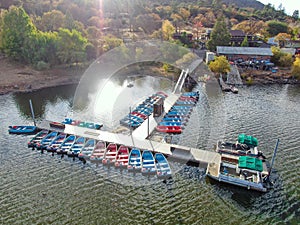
[240,68,300,85]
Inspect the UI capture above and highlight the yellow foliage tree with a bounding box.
[208,56,230,75]
[162,20,175,41]
[292,56,300,79]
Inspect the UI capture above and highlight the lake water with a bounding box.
[0,78,299,224]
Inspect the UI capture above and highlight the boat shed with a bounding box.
[216,46,273,61]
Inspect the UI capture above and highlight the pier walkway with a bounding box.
[62,124,221,165]
[37,65,221,167]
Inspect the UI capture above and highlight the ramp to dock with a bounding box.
[132,93,179,140]
[226,65,243,85]
[173,69,189,94]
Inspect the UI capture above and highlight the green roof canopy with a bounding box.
[238,156,263,172]
[238,134,258,147]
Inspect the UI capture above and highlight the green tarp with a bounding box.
[238,134,258,147]
[238,156,263,172]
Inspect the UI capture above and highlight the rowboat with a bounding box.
[141,150,156,175]
[128,148,142,171]
[36,131,58,150]
[131,111,148,120]
[156,126,182,134]
[168,108,192,114]
[162,117,185,123]
[181,91,199,97]
[171,105,192,110]
[166,111,190,117]
[155,153,172,179]
[78,139,96,161]
[115,145,129,168]
[120,118,141,128]
[46,133,67,153]
[175,100,196,105]
[28,130,49,149]
[156,91,168,98]
[179,96,198,102]
[67,136,86,157]
[158,121,183,127]
[49,121,65,129]
[90,140,106,163]
[9,125,38,135]
[56,135,76,155]
[62,118,103,130]
[102,143,118,165]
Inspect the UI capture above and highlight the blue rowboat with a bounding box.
[181,91,199,97]
[56,135,76,155]
[162,118,184,124]
[9,125,38,135]
[171,105,192,110]
[175,100,196,105]
[169,108,192,114]
[141,150,156,175]
[166,111,190,117]
[159,121,183,127]
[46,133,67,153]
[155,153,172,179]
[128,148,142,171]
[67,136,86,157]
[78,139,96,161]
[28,130,49,148]
[36,131,58,150]
[120,117,142,128]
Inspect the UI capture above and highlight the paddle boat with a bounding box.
[141,150,156,175]
[128,148,142,171]
[175,100,196,105]
[78,139,96,162]
[28,130,49,149]
[102,143,118,165]
[9,125,38,135]
[46,133,67,153]
[67,136,86,157]
[162,117,185,123]
[90,140,107,163]
[56,135,76,155]
[179,96,198,102]
[115,145,129,168]
[155,153,172,179]
[156,126,182,134]
[36,131,58,150]
[166,111,190,118]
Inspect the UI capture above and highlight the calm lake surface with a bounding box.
[0,77,299,224]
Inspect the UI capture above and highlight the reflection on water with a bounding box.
[12,84,77,121]
[0,83,299,224]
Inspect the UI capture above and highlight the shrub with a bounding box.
[35,61,50,70]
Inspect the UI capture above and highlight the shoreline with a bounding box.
[0,57,299,95]
[0,56,86,95]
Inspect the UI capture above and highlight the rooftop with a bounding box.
[217,46,273,56]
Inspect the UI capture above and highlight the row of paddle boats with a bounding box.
[120,92,168,129]
[49,118,103,130]
[156,91,199,134]
[27,129,172,178]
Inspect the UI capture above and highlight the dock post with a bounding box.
[268,139,280,175]
[29,99,36,126]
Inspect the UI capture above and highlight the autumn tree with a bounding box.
[275,33,292,48]
[162,20,175,41]
[292,56,300,79]
[232,20,267,35]
[208,56,230,75]
[207,17,230,51]
[37,10,66,32]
